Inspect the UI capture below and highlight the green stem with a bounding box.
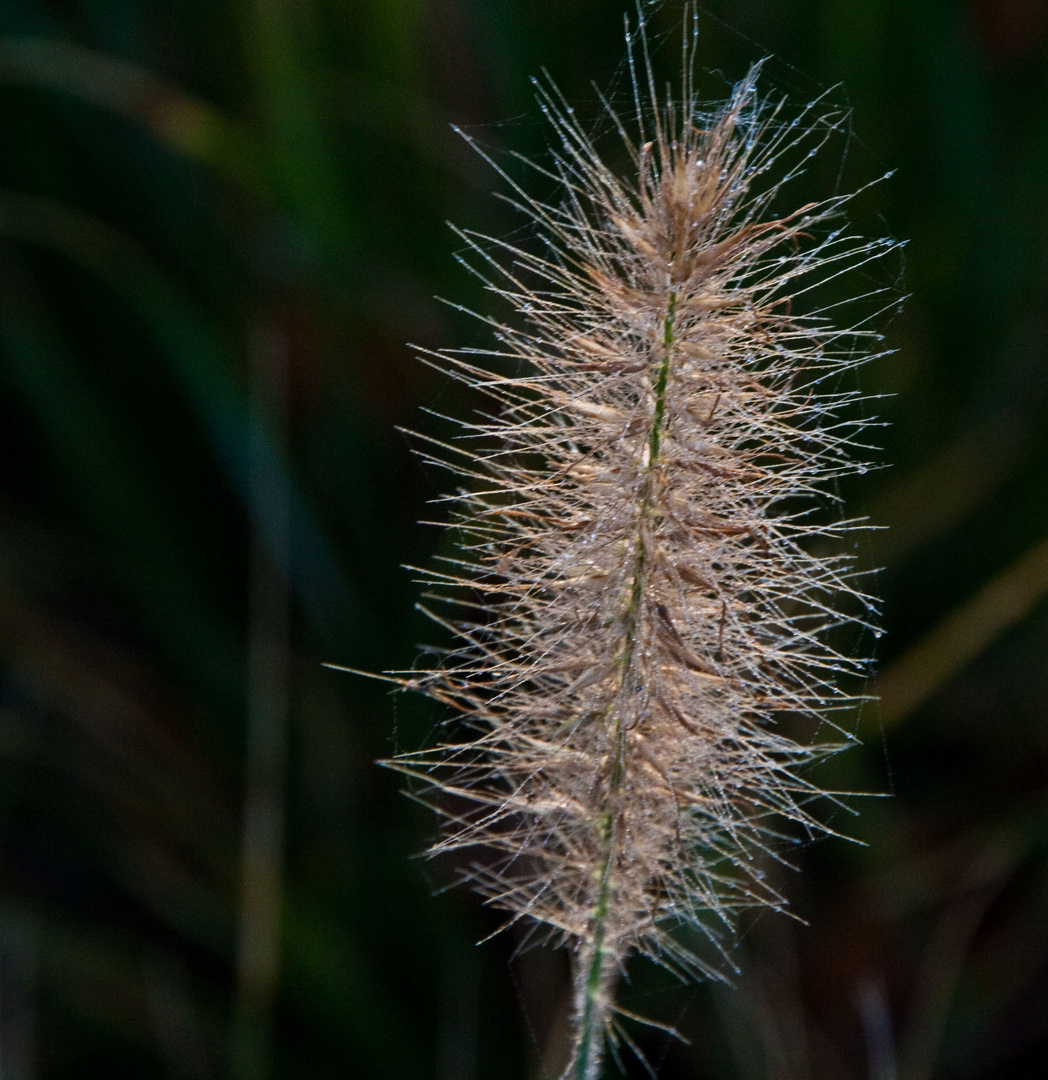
[649,290,676,464]
[572,291,676,1080]
[573,810,614,1080]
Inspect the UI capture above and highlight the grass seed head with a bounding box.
[385,12,897,1078]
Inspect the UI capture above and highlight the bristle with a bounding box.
[386,15,895,1079]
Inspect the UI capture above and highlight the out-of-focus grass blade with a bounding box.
[865,418,1029,568]
[875,536,1048,726]
[0,37,268,197]
[0,570,236,942]
[0,262,239,699]
[237,0,354,256]
[0,191,359,646]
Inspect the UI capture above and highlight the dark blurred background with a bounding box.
[0,0,1046,1077]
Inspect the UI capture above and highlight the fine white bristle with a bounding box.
[383,12,897,1078]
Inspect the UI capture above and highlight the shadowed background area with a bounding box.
[0,1,1046,1078]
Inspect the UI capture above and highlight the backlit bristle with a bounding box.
[383,13,896,1078]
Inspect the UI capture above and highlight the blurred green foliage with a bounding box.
[0,1,1046,1078]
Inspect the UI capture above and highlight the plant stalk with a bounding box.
[570,291,676,1080]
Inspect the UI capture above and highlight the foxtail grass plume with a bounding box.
[382,12,895,1079]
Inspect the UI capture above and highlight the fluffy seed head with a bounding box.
[385,17,896,1076]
